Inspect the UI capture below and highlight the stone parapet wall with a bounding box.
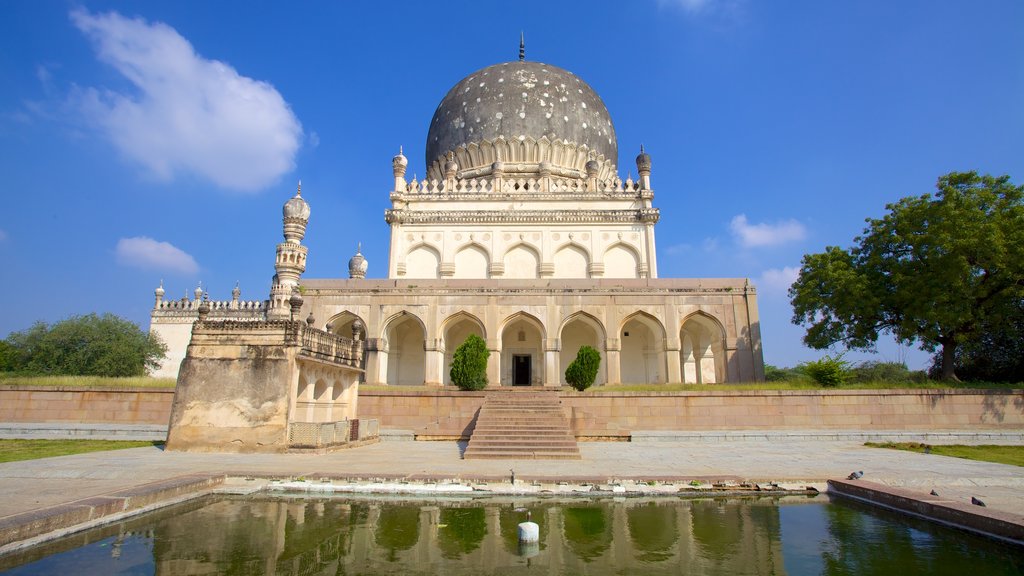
[358,389,1024,440]
[0,386,174,425]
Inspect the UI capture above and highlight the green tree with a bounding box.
[929,297,1024,382]
[790,172,1024,380]
[2,314,166,377]
[565,345,601,391]
[449,334,489,391]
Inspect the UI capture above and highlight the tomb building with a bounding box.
[151,54,764,388]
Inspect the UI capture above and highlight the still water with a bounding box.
[1,494,1021,575]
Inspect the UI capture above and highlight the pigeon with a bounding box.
[847,471,864,480]
[971,497,986,507]
[929,490,939,496]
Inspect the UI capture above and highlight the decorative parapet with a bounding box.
[394,175,646,197]
[189,318,363,369]
[385,208,660,225]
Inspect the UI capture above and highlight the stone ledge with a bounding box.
[631,430,1024,443]
[0,473,224,551]
[379,429,415,441]
[827,478,1024,545]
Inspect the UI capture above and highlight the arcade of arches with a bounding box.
[313,280,760,386]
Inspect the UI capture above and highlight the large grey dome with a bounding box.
[425,61,617,182]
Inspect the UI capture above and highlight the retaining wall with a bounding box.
[0,387,174,425]
[358,388,1024,439]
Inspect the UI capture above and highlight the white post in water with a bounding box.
[518,511,539,543]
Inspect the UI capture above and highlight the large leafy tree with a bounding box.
[790,171,1024,380]
[3,313,167,377]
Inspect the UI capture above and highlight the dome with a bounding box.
[425,61,617,181]
[283,183,309,221]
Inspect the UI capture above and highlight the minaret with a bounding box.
[268,181,310,320]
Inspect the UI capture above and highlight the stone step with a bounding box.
[464,391,580,460]
[462,451,582,460]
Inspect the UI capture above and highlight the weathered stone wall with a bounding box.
[166,354,294,452]
[0,386,173,424]
[358,389,1024,439]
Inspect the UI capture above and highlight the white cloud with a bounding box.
[730,214,807,248]
[116,237,198,275]
[757,266,800,295]
[70,9,302,192]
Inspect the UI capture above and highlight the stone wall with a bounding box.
[0,386,173,424]
[358,389,1024,439]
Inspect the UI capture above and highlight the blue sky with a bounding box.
[1,1,1021,370]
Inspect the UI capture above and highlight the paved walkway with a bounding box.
[1,433,1022,521]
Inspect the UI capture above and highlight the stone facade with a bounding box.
[151,56,765,388]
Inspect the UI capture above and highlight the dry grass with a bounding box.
[0,375,177,389]
[864,442,1024,467]
[0,439,163,463]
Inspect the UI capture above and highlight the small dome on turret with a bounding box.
[393,146,408,169]
[635,144,651,173]
[155,280,165,297]
[348,243,368,279]
[283,181,310,221]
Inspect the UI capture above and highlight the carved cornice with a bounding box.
[385,208,660,225]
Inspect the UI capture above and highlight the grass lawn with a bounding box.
[864,442,1024,467]
[0,439,163,463]
[0,375,176,389]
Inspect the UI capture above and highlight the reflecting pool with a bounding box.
[1,495,1021,575]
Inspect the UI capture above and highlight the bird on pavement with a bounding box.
[847,471,863,480]
[971,497,986,507]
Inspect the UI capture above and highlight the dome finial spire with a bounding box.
[519,31,525,61]
[296,179,302,197]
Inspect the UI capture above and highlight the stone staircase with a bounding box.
[463,390,581,460]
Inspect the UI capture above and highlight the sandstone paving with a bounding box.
[1,436,1022,522]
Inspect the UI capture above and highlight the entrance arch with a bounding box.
[559,312,607,386]
[500,313,545,386]
[619,312,667,384]
[440,312,486,386]
[383,312,426,385]
[680,313,727,384]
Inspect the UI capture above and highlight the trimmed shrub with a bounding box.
[449,334,489,391]
[799,354,851,387]
[565,345,601,391]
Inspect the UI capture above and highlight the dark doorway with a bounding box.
[513,355,532,386]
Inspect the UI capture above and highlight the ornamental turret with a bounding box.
[268,182,310,320]
[348,243,368,279]
[636,145,651,190]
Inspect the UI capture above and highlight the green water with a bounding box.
[1,495,1021,575]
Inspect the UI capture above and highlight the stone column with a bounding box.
[606,338,621,384]
[486,340,501,387]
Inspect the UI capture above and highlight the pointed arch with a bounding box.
[619,311,667,385]
[440,311,487,386]
[553,243,590,279]
[405,243,441,279]
[503,242,540,279]
[680,312,728,384]
[382,311,427,386]
[326,311,366,339]
[453,243,490,279]
[603,242,640,279]
[500,311,547,387]
[559,311,607,386]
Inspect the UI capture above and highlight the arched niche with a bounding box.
[500,312,546,386]
[503,243,540,279]
[553,244,590,279]
[604,243,640,279]
[383,312,426,386]
[680,313,727,384]
[405,244,440,279]
[619,312,667,384]
[441,312,486,386]
[453,244,490,279]
[559,312,607,386]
